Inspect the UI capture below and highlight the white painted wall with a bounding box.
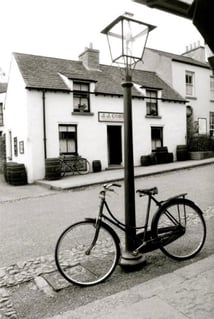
[4,58,187,183]
[172,61,213,134]
[4,56,28,164]
[141,48,214,136]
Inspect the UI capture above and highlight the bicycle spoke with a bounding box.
[55,221,120,286]
[153,198,206,260]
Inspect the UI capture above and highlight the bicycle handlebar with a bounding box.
[103,183,121,190]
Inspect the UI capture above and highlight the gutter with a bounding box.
[42,90,47,159]
[132,0,192,19]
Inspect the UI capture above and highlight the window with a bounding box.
[209,112,214,137]
[14,137,18,156]
[151,127,163,151]
[59,124,77,155]
[73,82,90,112]
[146,90,158,116]
[0,103,3,126]
[185,71,195,96]
[198,118,207,135]
[210,77,214,100]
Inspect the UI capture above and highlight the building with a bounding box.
[4,47,186,183]
[138,46,214,138]
[0,82,7,135]
[0,82,7,172]
[133,0,193,18]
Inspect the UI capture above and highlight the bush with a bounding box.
[188,135,214,152]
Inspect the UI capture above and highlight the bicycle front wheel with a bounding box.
[60,161,66,177]
[152,198,206,260]
[55,220,120,286]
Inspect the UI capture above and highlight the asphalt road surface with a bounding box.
[0,164,213,318]
[0,164,213,268]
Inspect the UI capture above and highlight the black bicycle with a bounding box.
[55,183,206,286]
[59,155,90,176]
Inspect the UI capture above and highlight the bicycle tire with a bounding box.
[55,220,120,286]
[76,158,90,175]
[60,162,66,177]
[152,198,206,260]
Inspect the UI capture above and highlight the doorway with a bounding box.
[107,126,122,166]
[151,126,163,151]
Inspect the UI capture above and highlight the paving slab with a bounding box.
[37,158,214,191]
[46,255,214,319]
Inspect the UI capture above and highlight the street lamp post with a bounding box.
[101,13,156,268]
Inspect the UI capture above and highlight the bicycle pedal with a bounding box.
[132,250,139,256]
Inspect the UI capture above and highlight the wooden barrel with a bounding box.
[140,155,151,166]
[150,152,157,165]
[92,160,102,173]
[155,147,169,164]
[45,158,61,180]
[176,145,189,161]
[5,162,27,186]
[3,161,10,182]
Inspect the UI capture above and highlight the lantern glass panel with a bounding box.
[106,18,151,67]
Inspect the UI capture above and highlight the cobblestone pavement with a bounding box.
[0,207,213,318]
[0,207,213,289]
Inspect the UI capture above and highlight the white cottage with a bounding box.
[0,82,7,171]
[139,46,214,137]
[4,47,186,183]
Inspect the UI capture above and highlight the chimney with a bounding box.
[182,42,206,62]
[79,43,100,71]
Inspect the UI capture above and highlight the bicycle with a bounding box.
[55,183,206,286]
[59,154,90,176]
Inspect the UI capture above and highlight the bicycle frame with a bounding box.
[60,155,88,175]
[89,187,187,255]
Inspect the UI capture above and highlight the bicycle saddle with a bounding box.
[136,187,158,196]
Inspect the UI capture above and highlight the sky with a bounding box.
[0,0,204,79]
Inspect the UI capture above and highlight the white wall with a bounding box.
[133,98,186,162]
[4,57,29,165]
[4,58,187,182]
[172,61,213,133]
[42,91,186,173]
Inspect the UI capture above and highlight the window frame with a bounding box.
[210,76,214,100]
[0,103,3,126]
[58,124,78,155]
[146,89,158,116]
[73,81,90,113]
[185,71,195,97]
[209,112,214,137]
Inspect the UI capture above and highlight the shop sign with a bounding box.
[98,112,124,123]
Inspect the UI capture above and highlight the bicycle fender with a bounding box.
[151,197,204,235]
[85,218,121,245]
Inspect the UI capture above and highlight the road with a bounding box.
[0,164,213,268]
[0,164,214,319]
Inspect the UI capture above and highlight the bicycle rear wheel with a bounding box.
[55,220,120,286]
[152,198,206,260]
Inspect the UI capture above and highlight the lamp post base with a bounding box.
[119,251,146,271]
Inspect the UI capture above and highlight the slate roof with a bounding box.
[13,52,185,102]
[0,82,7,94]
[147,47,210,69]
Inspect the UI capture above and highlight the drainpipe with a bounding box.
[42,90,47,159]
